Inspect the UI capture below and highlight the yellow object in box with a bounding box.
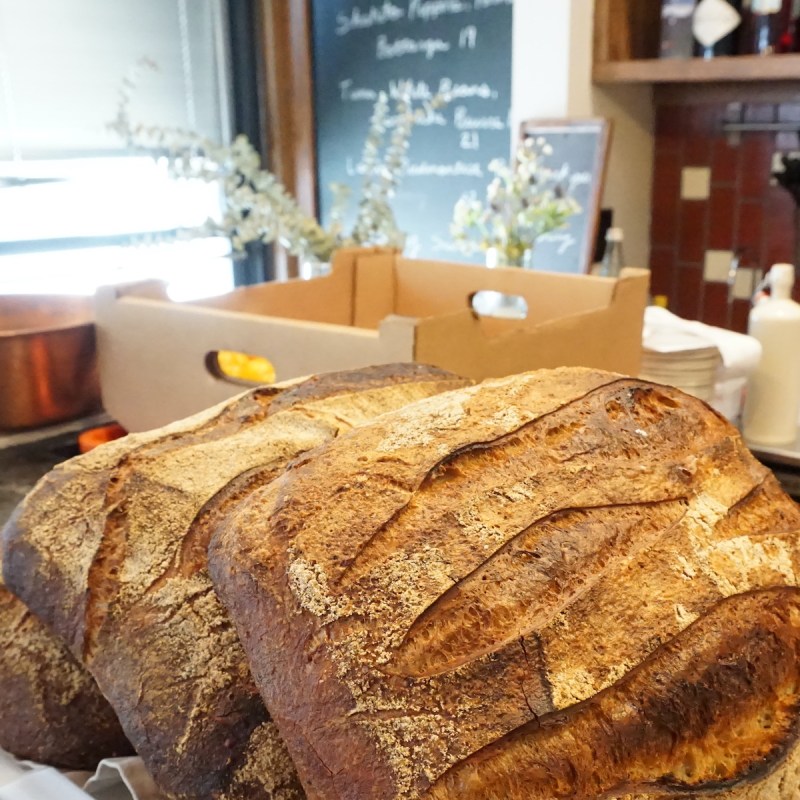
[215,350,277,384]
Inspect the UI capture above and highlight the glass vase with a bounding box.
[484,246,533,270]
[298,256,331,280]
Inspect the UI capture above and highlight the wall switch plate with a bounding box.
[681,167,711,200]
[704,249,735,282]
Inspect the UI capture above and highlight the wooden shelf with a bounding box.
[594,54,800,84]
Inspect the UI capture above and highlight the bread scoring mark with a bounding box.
[142,463,285,600]
[542,471,799,714]
[388,498,689,678]
[424,588,800,800]
[332,377,638,590]
[81,390,279,663]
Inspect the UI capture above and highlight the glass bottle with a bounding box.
[742,264,800,445]
[596,228,625,278]
[739,0,793,54]
[693,0,743,57]
[661,0,698,58]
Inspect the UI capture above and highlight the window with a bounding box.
[0,0,234,300]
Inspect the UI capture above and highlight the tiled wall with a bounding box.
[649,101,800,332]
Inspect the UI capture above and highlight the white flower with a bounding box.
[450,136,581,265]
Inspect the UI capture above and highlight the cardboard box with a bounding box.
[96,248,649,431]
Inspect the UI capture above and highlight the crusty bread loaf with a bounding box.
[0,547,132,769]
[2,364,468,800]
[209,367,800,800]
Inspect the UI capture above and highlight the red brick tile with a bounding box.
[649,245,676,299]
[730,299,751,334]
[684,105,720,165]
[651,151,682,246]
[685,137,712,166]
[711,135,740,185]
[675,265,704,320]
[736,201,764,264]
[708,185,736,250]
[763,187,796,267]
[678,201,709,264]
[702,281,731,328]
[687,104,723,135]
[778,103,800,123]
[655,105,685,151]
[740,133,777,199]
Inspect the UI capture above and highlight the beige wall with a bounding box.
[512,0,655,272]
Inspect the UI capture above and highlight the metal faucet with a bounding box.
[727,251,741,308]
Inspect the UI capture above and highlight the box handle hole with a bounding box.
[205,350,277,386]
[470,291,529,320]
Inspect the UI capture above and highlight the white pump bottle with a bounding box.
[742,263,800,446]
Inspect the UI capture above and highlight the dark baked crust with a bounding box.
[209,367,800,800]
[2,364,468,799]
[0,543,132,769]
[427,587,800,799]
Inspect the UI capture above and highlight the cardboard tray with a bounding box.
[96,248,649,431]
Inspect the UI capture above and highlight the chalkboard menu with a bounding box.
[310,0,512,261]
[521,119,612,275]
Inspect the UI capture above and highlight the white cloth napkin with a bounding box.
[644,306,762,381]
[0,750,163,800]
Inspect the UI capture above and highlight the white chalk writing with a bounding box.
[339,79,379,101]
[460,131,480,149]
[408,0,472,21]
[388,79,433,100]
[538,230,578,256]
[454,105,505,130]
[335,2,404,36]
[553,162,594,193]
[459,25,478,48]
[406,160,484,177]
[438,78,497,99]
[376,34,451,60]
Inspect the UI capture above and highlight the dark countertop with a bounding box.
[0,414,108,528]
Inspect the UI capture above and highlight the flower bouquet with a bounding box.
[450,137,580,268]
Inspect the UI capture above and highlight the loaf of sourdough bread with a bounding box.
[0,548,132,768]
[2,364,467,800]
[209,367,800,800]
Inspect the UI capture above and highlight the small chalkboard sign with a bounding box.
[520,118,612,275]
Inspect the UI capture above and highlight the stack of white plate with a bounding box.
[639,328,722,403]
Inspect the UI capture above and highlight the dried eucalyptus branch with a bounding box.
[111,60,449,264]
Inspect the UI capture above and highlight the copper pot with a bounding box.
[0,296,102,431]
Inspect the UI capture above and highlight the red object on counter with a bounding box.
[78,423,127,453]
[739,0,796,53]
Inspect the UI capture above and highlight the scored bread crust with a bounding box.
[1,364,468,800]
[0,548,132,769]
[209,367,800,800]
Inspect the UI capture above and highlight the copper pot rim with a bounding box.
[0,295,95,338]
